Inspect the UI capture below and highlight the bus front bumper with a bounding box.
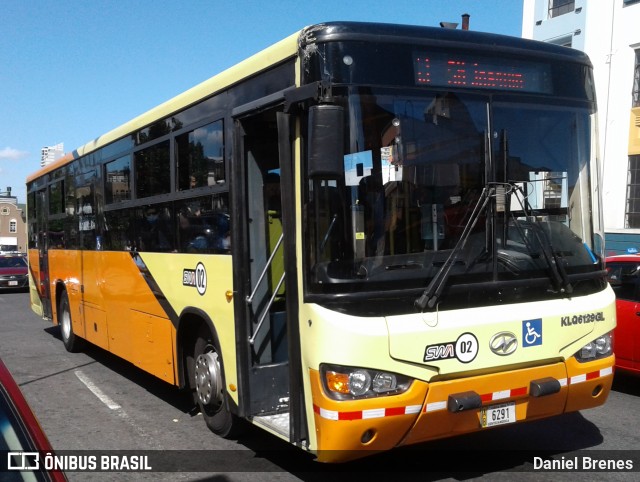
[310,355,614,463]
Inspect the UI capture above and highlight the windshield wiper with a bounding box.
[415,186,493,311]
[319,214,338,253]
[508,183,573,295]
[521,220,573,295]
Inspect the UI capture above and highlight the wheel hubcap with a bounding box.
[195,351,222,407]
[61,311,71,339]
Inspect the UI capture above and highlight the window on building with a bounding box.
[549,0,575,18]
[633,49,640,108]
[626,155,640,228]
[549,35,572,48]
[9,219,17,233]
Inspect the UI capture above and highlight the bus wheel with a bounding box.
[193,328,245,438]
[59,290,83,353]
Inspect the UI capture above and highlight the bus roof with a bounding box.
[28,21,591,184]
[300,21,591,64]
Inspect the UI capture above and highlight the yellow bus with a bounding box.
[27,21,615,463]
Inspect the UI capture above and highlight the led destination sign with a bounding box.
[413,51,552,94]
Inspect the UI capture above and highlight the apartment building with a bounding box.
[523,0,640,254]
[0,191,27,253]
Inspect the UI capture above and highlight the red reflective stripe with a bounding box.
[339,410,362,421]
[586,370,599,381]
[511,386,528,397]
[385,406,406,417]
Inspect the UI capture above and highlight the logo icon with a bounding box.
[523,318,543,347]
[7,452,39,470]
[489,331,518,356]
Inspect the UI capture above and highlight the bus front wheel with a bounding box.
[59,290,83,353]
[193,327,245,438]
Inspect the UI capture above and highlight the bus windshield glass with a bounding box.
[305,87,601,307]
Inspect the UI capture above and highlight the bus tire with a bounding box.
[59,290,83,353]
[193,326,245,439]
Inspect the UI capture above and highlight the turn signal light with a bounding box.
[325,371,350,394]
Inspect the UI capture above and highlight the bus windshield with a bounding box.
[305,88,601,307]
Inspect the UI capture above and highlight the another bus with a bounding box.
[27,22,615,462]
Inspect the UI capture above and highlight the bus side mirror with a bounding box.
[308,105,344,178]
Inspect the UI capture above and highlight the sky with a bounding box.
[0,0,523,204]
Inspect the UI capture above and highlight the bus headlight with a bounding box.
[321,363,412,400]
[574,332,613,362]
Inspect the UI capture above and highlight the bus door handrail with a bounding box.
[246,233,284,305]
[246,232,285,345]
[249,272,285,346]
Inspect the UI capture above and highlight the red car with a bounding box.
[0,357,67,480]
[606,254,640,375]
[0,253,29,291]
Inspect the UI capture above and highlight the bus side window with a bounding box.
[136,205,175,252]
[76,185,96,250]
[177,194,230,254]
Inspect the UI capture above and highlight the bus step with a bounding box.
[253,412,290,438]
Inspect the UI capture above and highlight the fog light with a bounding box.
[361,429,376,444]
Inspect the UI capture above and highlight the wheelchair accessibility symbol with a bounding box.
[522,318,542,347]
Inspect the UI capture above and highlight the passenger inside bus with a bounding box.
[137,206,173,252]
[178,203,231,254]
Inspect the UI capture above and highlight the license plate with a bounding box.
[8,281,18,286]
[480,402,516,428]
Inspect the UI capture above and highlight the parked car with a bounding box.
[606,254,640,375]
[0,357,67,480]
[0,253,29,291]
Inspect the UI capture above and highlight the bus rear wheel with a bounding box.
[59,290,83,353]
[193,327,245,438]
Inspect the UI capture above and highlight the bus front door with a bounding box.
[35,188,53,319]
[233,103,304,444]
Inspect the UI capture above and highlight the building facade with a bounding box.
[41,142,64,168]
[0,194,27,253]
[523,0,640,254]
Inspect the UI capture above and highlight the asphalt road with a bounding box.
[1,290,639,481]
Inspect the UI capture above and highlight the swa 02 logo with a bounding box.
[423,333,478,364]
[183,262,207,295]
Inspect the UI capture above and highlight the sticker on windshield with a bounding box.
[424,332,478,363]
